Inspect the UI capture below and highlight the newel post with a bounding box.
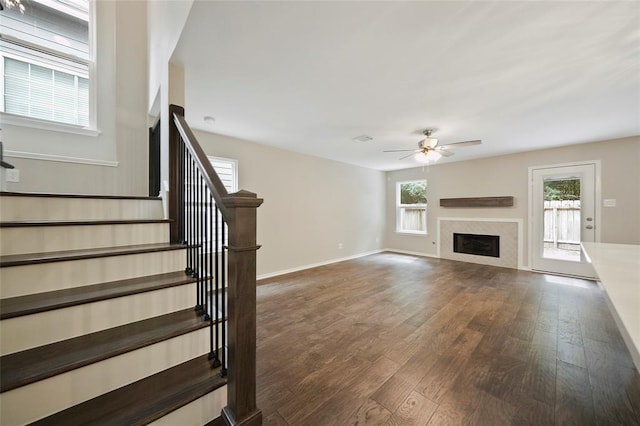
[221,190,263,426]
[168,104,185,243]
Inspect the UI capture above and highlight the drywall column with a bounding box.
[146,0,193,208]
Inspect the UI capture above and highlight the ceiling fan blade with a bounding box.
[383,149,417,153]
[399,151,420,160]
[436,148,454,157]
[438,139,482,149]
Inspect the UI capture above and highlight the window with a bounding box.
[209,156,237,194]
[208,156,237,250]
[186,156,237,252]
[396,180,427,234]
[0,0,92,127]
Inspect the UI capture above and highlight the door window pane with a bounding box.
[543,177,581,262]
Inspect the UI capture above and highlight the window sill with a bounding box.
[396,230,428,237]
[1,112,101,137]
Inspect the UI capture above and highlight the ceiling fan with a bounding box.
[384,130,481,163]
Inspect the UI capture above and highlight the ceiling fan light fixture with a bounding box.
[414,152,429,163]
[423,137,438,148]
[415,150,441,164]
[385,128,481,163]
[428,150,442,161]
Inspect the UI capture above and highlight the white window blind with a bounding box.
[201,156,237,251]
[0,0,91,127]
[4,57,89,126]
[209,157,237,193]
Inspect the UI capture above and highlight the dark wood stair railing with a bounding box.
[1,141,16,169]
[169,105,263,426]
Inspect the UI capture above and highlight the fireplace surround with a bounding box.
[438,218,523,269]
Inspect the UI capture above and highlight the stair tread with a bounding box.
[0,219,171,227]
[30,353,226,426]
[0,242,187,267]
[0,271,196,320]
[0,308,213,392]
[0,191,161,200]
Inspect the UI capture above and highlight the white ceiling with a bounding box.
[172,1,640,171]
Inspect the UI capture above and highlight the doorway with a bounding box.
[530,162,599,278]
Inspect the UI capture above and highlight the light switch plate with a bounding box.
[5,169,19,182]
[603,199,616,207]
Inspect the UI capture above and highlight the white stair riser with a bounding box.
[0,250,186,298]
[0,223,170,255]
[0,197,164,221]
[0,327,217,426]
[150,386,227,426]
[0,285,196,356]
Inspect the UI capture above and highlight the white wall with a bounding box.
[2,1,149,196]
[192,129,387,277]
[146,0,193,192]
[385,136,640,267]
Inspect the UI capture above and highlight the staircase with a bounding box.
[0,192,227,425]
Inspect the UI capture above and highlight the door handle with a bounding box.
[586,225,594,229]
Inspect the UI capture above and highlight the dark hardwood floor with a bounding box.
[255,252,640,425]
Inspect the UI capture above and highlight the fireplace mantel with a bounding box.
[440,196,514,208]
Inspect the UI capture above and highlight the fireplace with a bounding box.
[439,219,520,269]
[453,233,500,258]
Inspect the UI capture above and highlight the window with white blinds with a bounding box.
[4,57,89,126]
[0,0,92,127]
[204,156,237,251]
[186,157,238,252]
[209,156,238,193]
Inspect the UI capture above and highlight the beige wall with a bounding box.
[385,136,640,267]
[147,0,193,190]
[2,1,148,196]
[193,130,386,277]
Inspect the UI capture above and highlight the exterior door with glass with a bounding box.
[530,163,597,278]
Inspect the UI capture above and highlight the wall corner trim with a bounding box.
[5,150,119,167]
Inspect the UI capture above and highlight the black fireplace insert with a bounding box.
[453,233,500,258]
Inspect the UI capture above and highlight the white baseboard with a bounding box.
[382,248,439,259]
[257,249,384,281]
[385,248,534,272]
[256,247,535,283]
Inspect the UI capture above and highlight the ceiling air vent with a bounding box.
[352,134,373,143]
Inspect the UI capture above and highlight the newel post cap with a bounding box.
[222,190,264,208]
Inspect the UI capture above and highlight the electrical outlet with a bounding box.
[603,199,616,207]
[6,169,20,183]
[338,243,343,249]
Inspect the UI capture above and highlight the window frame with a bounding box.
[0,0,97,134]
[396,179,428,236]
